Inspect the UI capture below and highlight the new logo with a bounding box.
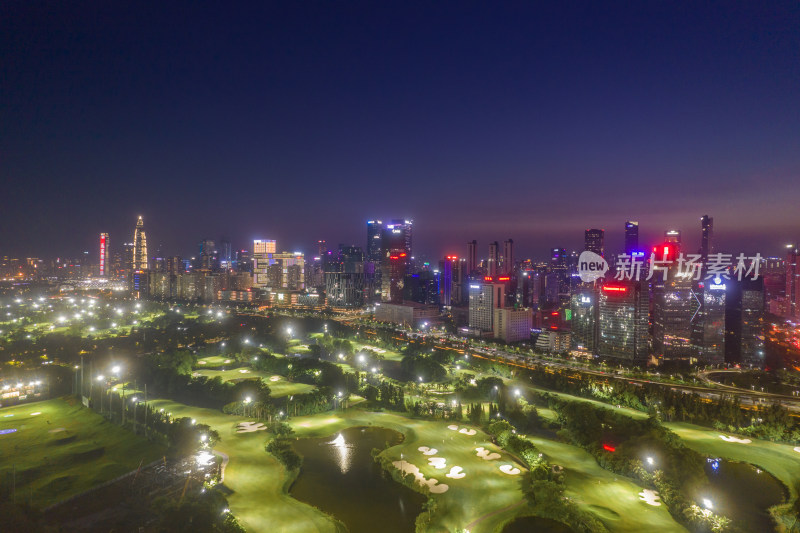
[578,251,608,283]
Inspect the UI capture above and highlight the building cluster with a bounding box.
[7,212,800,369]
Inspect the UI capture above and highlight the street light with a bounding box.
[702,498,713,510]
[646,456,654,466]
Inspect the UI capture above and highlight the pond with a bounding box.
[502,515,573,533]
[290,426,425,533]
[702,458,785,532]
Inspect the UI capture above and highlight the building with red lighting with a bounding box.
[598,281,649,361]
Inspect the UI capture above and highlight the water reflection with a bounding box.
[329,433,353,473]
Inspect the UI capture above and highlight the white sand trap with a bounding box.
[48,427,66,433]
[499,464,521,475]
[269,376,282,382]
[299,422,311,428]
[238,369,250,374]
[446,466,465,479]
[192,372,201,377]
[475,447,501,461]
[447,425,459,431]
[639,489,662,506]
[224,359,232,364]
[428,457,447,469]
[719,435,751,443]
[794,447,800,454]
[236,421,267,433]
[198,361,207,365]
[459,428,477,436]
[30,412,41,416]
[392,461,450,493]
[418,446,438,455]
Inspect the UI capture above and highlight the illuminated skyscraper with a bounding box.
[253,239,277,289]
[597,281,649,362]
[787,244,800,318]
[132,216,148,270]
[366,220,383,262]
[624,221,639,255]
[584,229,604,257]
[99,233,109,277]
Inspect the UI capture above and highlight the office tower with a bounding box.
[584,229,605,257]
[132,216,148,270]
[325,246,367,307]
[570,285,597,353]
[386,249,407,303]
[403,270,439,305]
[236,249,252,273]
[502,239,514,275]
[469,282,505,332]
[550,248,569,305]
[219,239,232,269]
[440,256,456,307]
[252,239,276,289]
[467,240,477,275]
[696,278,726,364]
[700,215,713,263]
[273,252,305,290]
[493,307,532,343]
[725,277,765,366]
[367,220,384,262]
[624,221,639,255]
[99,233,109,277]
[383,219,412,260]
[787,245,800,318]
[652,270,699,361]
[664,230,681,255]
[198,239,216,270]
[379,219,413,300]
[762,257,786,302]
[317,240,327,258]
[597,281,649,362]
[488,241,499,277]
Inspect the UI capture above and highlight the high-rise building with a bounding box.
[325,246,367,307]
[652,268,700,361]
[467,240,477,275]
[700,215,714,263]
[624,221,639,255]
[597,281,649,362]
[469,282,505,332]
[696,278,726,364]
[252,239,277,289]
[132,216,148,271]
[570,285,597,353]
[664,230,681,255]
[439,256,457,307]
[488,241,499,277]
[584,229,604,257]
[99,233,109,277]
[317,240,327,258]
[502,239,514,275]
[493,307,532,343]
[787,244,800,318]
[367,220,384,262]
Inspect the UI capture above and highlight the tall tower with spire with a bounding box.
[133,215,148,270]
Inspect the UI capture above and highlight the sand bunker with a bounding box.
[446,466,465,479]
[236,421,267,433]
[499,464,521,475]
[639,489,662,506]
[428,457,447,469]
[198,361,207,365]
[719,435,751,444]
[238,369,250,374]
[447,425,459,431]
[475,447,501,461]
[794,447,800,454]
[30,412,41,416]
[48,428,66,433]
[192,372,201,377]
[393,461,450,493]
[269,376,282,382]
[224,359,232,364]
[459,428,477,436]
[418,446,438,455]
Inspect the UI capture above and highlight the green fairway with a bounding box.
[0,397,166,508]
[192,367,316,398]
[525,434,687,532]
[196,355,235,368]
[665,421,800,499]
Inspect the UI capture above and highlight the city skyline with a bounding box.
[2,3,799,259]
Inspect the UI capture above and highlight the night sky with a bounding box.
[2,2,799,262]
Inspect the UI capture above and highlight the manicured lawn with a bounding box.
[0,397,166,508]
[525,434,687,532]
[192,367,316,398]
[665,421,800,499]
